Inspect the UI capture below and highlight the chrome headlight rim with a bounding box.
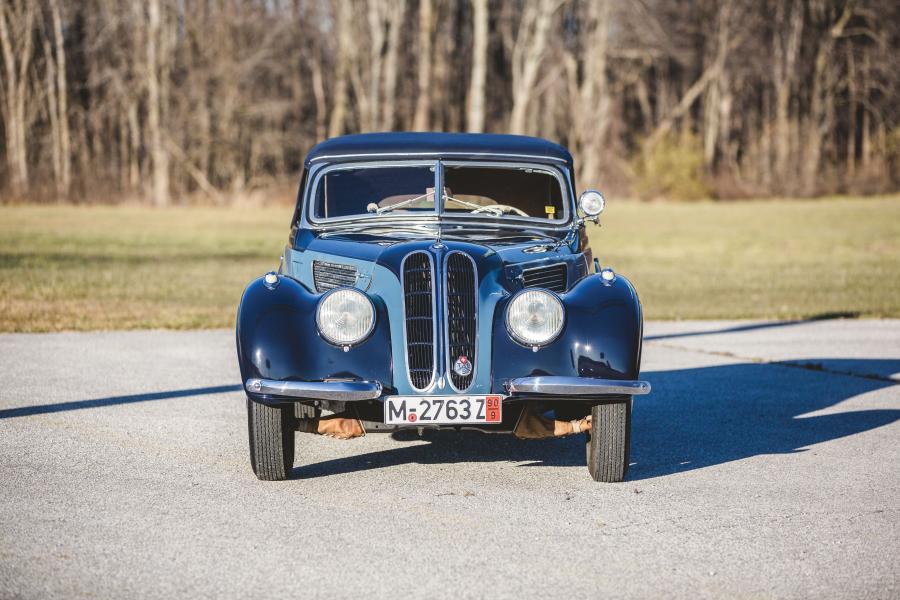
[505,288,566,348]
[315,286,376,347]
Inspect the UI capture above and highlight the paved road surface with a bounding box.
[1,320,898,599]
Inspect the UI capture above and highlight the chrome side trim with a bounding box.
[506,376,651,396]
[443,250,478,393]
[401,251,438,392]
[245,379,383,401]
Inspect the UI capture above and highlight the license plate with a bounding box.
[384,395,503,425]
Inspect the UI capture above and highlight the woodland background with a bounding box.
[1,0,898,205]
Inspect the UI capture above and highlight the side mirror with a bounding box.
[579,189,605,217]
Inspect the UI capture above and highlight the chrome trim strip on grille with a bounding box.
[401,251,437,392]
[443,251,478,392]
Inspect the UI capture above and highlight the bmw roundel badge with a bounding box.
[453,355,473,377]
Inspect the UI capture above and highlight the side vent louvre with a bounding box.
[522,263,567,293]
[313,260,358,293]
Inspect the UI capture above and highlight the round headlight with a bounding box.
[506,289,564,347]
[316,288,375,346]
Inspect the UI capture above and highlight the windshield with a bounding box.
[308,161,569,223]
[442,164,566,221]
[312,164,436,219]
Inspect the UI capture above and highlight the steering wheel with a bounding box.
[471,204,529,217]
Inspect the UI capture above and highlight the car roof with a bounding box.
[304,132,573,167]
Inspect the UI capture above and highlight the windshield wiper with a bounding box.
[370,191,434,215]
[442,194,503,215]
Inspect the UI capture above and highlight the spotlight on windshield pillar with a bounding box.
[579,190,605,217]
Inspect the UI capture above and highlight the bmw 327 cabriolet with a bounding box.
[236,132,650,482]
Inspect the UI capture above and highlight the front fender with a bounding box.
[235,275,393,391]
[490,273,643,389]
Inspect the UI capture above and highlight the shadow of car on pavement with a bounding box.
[292,358,899,480]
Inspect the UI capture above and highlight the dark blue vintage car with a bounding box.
[236,132,650,482]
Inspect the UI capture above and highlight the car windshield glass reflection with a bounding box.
[442,165,565,221]
[313,165,436,219]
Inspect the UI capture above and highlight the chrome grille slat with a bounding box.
[522,263,567,293]
[312,260,358,293]
[402,252,436,391]
[444,252,477,391]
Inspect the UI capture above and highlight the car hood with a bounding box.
[292,225,586,290]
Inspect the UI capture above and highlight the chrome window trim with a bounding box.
[442,250,478,393]
[401,250,438,393]
[303,159,574,228]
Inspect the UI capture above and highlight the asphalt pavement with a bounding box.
[1,320,898,599]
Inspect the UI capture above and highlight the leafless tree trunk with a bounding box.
[380,0,406,131]
[702,0,735,170]
[40,0,70,198]
[0,0,35,195]
[572,0,611,186]
[412,0,434,131]
[803,1,853,195]
[145,0,169,206]
[508,0,562,135]
[466,0,488,133]
[329,1,352,137]
[772,0,804,186]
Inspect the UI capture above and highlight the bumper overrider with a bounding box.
[244,376,650,401]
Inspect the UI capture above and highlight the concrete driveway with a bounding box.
[1,320,898,599]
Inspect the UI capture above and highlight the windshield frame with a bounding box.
[302,158,574,230]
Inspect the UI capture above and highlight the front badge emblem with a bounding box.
[453,355,473,377]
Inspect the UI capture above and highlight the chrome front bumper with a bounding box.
[245,375,649,401]
[506,376,651,396]
[244,378,383,401]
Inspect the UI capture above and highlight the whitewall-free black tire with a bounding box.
[247,397,295,481]
[586,397,632,482]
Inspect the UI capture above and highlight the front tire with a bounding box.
[586,397,631,482]
[247,397,295,481]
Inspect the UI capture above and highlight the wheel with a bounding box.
[247,397,295,481]
[586,397,632,482]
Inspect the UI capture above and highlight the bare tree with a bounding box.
[412,0,434,131]
[0,0,897,203]
[0,0,35,195]
[144,0,169,206]
[467,0,488,133]
[508,0,564,135]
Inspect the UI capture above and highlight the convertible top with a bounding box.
[304,132,573,167]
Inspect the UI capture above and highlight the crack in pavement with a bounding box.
[647,340,899,383]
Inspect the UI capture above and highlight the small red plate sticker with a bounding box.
[485,395,502,422]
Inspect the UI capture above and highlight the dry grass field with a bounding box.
[1,195,898,332]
